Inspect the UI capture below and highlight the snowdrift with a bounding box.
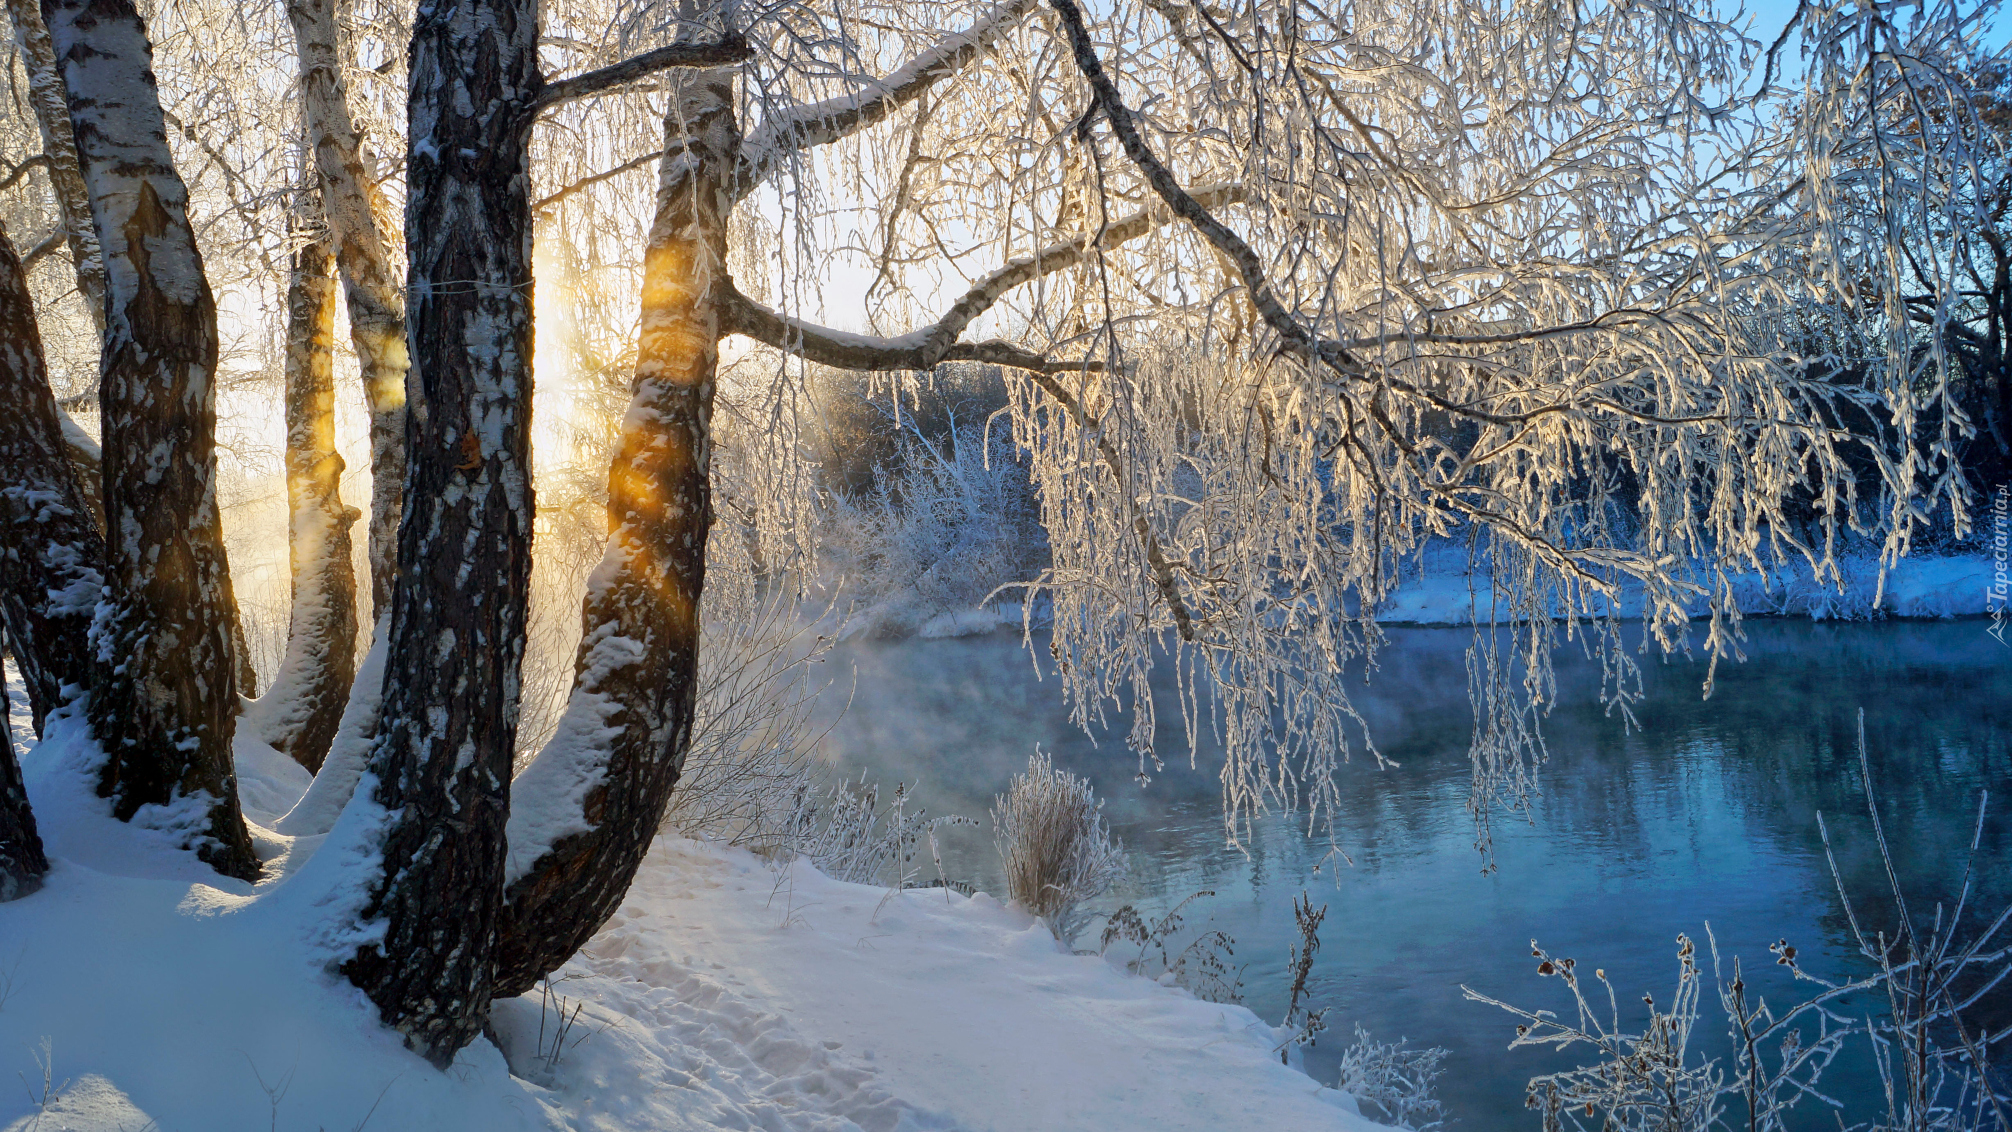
[0,694,1388,1132]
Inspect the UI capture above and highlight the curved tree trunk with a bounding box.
[0,222,103,737]
[286,0,407,617]
[41,0,259,881]
[250,210,357,773]
[493,67,735,999]
[338,0,540,1066]
[0,668,48,901]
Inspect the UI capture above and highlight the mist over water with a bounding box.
[815,621,2012,1128]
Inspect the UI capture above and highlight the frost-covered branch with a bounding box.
[532,149,662,214]
[530,37,754,115]
[722,183,1240,372]
[736,0,1036,194]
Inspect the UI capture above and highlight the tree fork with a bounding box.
[38,0,259,880]
[492,66,736,998]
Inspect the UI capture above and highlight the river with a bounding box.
[817,620,2012,1128]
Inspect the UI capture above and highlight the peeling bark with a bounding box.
[286,0,407,615]
[0,222,103,737]
[54,414,104,532]
[493,67,736,999]
[252,213,358,773]
[338,0,541,1065]
[41,0,259,881]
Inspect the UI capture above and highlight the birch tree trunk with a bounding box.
[0,678,47,901]
[251,213,357,773]
[5,0,105,323]
[337,0,539,1065]
[286,0,408,617]
[0,222,103,736]
[40,0,259,881]
[8,0,110,531]
[493,67,733,998]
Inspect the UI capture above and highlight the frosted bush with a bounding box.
[778,774,974,888]
[993,749,1127,946]
[1333,1025,1448,1131]
[661,585,835,850]
[817,413,1045,640]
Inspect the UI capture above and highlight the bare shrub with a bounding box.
[993,749,1127,946]
[1101,890,1244,1004]
[1334,1025,1449,1131]
[1279,892,1331,1063]
[661,587,837,851]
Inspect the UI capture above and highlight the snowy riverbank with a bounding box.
[0,702,1389,1132]
[910,551,2001,638]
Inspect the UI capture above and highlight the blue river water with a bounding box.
[817,621,2012,1128]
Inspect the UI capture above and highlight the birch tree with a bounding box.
[242,197,358,773]
[0,221,79,901]
[0,220,100,737]
[38,0,261,880]
[287,0,408,612]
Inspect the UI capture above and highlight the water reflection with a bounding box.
[815,622,2011,1128]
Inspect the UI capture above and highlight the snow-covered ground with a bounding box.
[0,688,1387,1131]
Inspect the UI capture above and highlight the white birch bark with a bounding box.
[41,0,260,881]
[287,0,408,616]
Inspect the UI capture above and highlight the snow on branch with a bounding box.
[737,0,1036,191]
[720,289,1085,373]
[531,36,753,116]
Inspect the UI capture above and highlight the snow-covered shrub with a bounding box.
[813,371,1046,639]
[1333,1025,1448,1131]
[993,750,1127,946]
